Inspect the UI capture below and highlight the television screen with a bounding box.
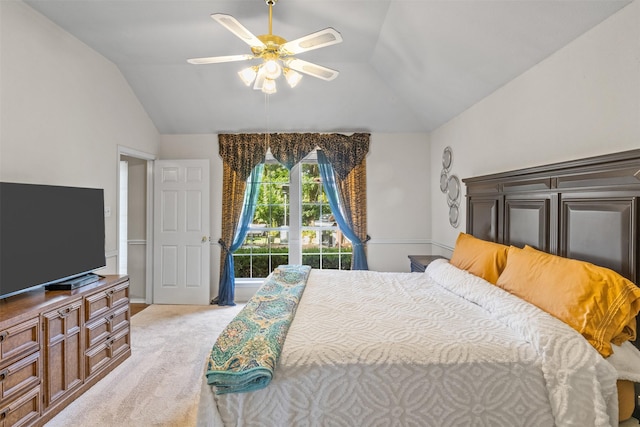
[0,182,106,298]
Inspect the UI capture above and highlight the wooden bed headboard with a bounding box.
[463,149,640,350]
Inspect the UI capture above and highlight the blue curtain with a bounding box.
[217,164,264,305]
[317,150,368,270]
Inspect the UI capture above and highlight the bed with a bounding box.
[198,149,640,427]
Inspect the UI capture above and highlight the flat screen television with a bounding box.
[0,182,106,299]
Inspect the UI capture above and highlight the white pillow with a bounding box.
[608,341,640,382]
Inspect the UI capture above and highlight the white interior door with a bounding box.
[153,160,210,304]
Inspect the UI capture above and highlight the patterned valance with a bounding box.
[316,133,370,180]
[218,134,268,181]
[219,133,370,180]
[268,134,317,170]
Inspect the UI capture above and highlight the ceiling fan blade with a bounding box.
[283,58,339,81]
[187,54,254,65]
[280,28,342,56]
[211,14,266,50]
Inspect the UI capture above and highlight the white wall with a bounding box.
[429,0,640,252]
[1,1,160,272]
[366,133,433,270]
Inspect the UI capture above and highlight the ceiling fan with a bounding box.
[187,0,343,94]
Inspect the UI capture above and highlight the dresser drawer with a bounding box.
[85,327,130,380]
[85,281,129,321]
[0,385,40,427]
[0,352,40,404]
[0,318,39,365]
[84,304,130,349]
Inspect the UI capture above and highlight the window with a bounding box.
[300,163,351,270]
[233,154,352,278]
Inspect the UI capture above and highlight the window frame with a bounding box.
[233,151,352,280]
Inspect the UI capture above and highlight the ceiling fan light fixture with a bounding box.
[263,59,282,80]
[262,78,277,94]
[238,66,258,86]
[284,68,302,88]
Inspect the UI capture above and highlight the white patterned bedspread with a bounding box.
[198,260,618,427]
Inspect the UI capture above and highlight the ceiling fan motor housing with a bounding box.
[253,34,287,56]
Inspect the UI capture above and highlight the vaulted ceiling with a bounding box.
[25,0,631,134]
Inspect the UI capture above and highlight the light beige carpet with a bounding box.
[45,303,243,427]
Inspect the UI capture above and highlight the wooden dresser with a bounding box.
[0,275,130,426]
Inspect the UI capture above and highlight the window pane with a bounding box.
[302,254,320,269]
[301,204,317,226]
[244,227,267,248]
[233,254,251,277]
[302,230,318,249]
[321,230,337,248]
[272,254,288,268]
[322,255,339,269]
[251,255,271,278]
[269,206,286,227]
[340,254,352,270]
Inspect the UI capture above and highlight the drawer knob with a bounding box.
[0,331,7,342]
[0,408,8,420]
[0,369,8,382]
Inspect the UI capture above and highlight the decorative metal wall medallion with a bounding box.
[442,146,453,171]
[440,146,460,228]
[440,169,449,192]
[449,205,460,228]
[447,175,460,206]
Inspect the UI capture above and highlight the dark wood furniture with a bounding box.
[408,255,447,272]
[0,275,130,426]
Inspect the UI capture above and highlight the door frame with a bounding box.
[117,145,156,304]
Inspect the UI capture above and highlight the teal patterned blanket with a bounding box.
[205,265,311,394]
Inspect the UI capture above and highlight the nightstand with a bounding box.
[408,255,447,272]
